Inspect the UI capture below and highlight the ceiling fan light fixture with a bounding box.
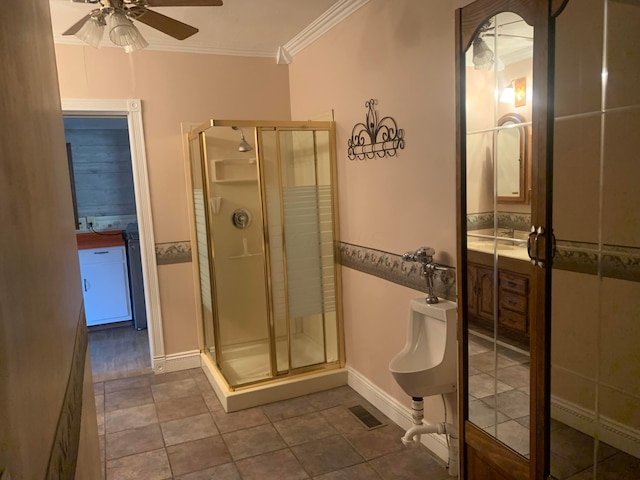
[75,15,105,49]
[108,10,148,52]
[472,36,494,70]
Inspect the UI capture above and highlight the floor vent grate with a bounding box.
[347,404,385,430]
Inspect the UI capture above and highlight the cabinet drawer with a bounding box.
[499,309,528,333]
[499,272,528,294]
[78,245,125,265]
[500,291,527,314]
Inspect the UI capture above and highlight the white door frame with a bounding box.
[62,98,166,370]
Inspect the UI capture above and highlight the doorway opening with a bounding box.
[62,98,164,381]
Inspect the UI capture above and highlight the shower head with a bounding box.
[231,126,253,152]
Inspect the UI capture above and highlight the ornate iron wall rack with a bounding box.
[347,99,405,160]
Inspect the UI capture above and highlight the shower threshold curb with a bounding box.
[200,353,348,412]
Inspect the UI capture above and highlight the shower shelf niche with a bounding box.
[212,158,257,183]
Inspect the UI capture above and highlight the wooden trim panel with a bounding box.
[466,422,529,480]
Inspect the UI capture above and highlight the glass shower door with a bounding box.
[261,128,340,374]
[202,126,272,388]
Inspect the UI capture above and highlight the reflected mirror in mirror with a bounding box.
[464,11,533,458]
[497,113,529,203]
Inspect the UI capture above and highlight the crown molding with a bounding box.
[52,34,275,57]
[282,0,370,57]
[52,0,370,59]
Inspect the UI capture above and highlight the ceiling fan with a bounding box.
[63,0,223,52]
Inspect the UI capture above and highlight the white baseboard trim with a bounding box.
[153,350,201,374]
[347,367,450,463]
[551,395,640,458]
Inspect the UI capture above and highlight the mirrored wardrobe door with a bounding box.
[550,1,640,478]
[465,5,534,452]
[457,1,552,478]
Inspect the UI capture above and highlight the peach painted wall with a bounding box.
[288,0,458,415]
[54,46,291,354]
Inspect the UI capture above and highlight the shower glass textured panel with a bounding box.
[190,135,216,358]
[262,129,337,372]
[280,130,334,370]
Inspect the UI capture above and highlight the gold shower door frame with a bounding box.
[188,119,345,390]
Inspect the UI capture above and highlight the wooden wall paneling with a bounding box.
[65,127,137,219]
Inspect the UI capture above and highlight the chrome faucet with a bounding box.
[402,246,446,304]
[498,226,515,238]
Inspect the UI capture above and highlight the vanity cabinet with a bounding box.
[467,262,494,324]
[498,270,529,337]
[78,245,132,326]
[467,250,531,346]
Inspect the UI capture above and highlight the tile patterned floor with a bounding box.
[467,333,531,457]
[467,333,640,479]
[94,369,452,480]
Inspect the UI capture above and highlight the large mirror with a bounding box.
[464,10,533,458]
[497,113,528,203]
[550,1,640,478]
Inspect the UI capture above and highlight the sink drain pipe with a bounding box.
[401,396,459,477]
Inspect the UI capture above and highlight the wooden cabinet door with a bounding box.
[476,266,494,322]
[79,246,132,326]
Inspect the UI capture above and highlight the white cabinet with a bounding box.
[78,246,132,326]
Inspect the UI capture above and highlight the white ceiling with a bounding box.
[49,0,368,60]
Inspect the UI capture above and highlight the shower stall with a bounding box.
[187,120,345,411]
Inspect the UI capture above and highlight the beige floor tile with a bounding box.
[167,436,232,477]
[235,448,309,480]
[160,412,218,446]
[223,424,287,460]
[105,423,164,461]
[105,386,154,412]
[106,448,171,480]
[151,378,201,402]
[291,434,363,477]
[273,412,337,446]
[105,403,158,434]
[155,394,209,422]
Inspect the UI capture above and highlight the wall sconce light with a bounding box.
[500,77,527,106]
[500,81,515,103]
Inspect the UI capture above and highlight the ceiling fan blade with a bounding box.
[62,14,92,36]
[145,0,222,6]
[134,9,199,40]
